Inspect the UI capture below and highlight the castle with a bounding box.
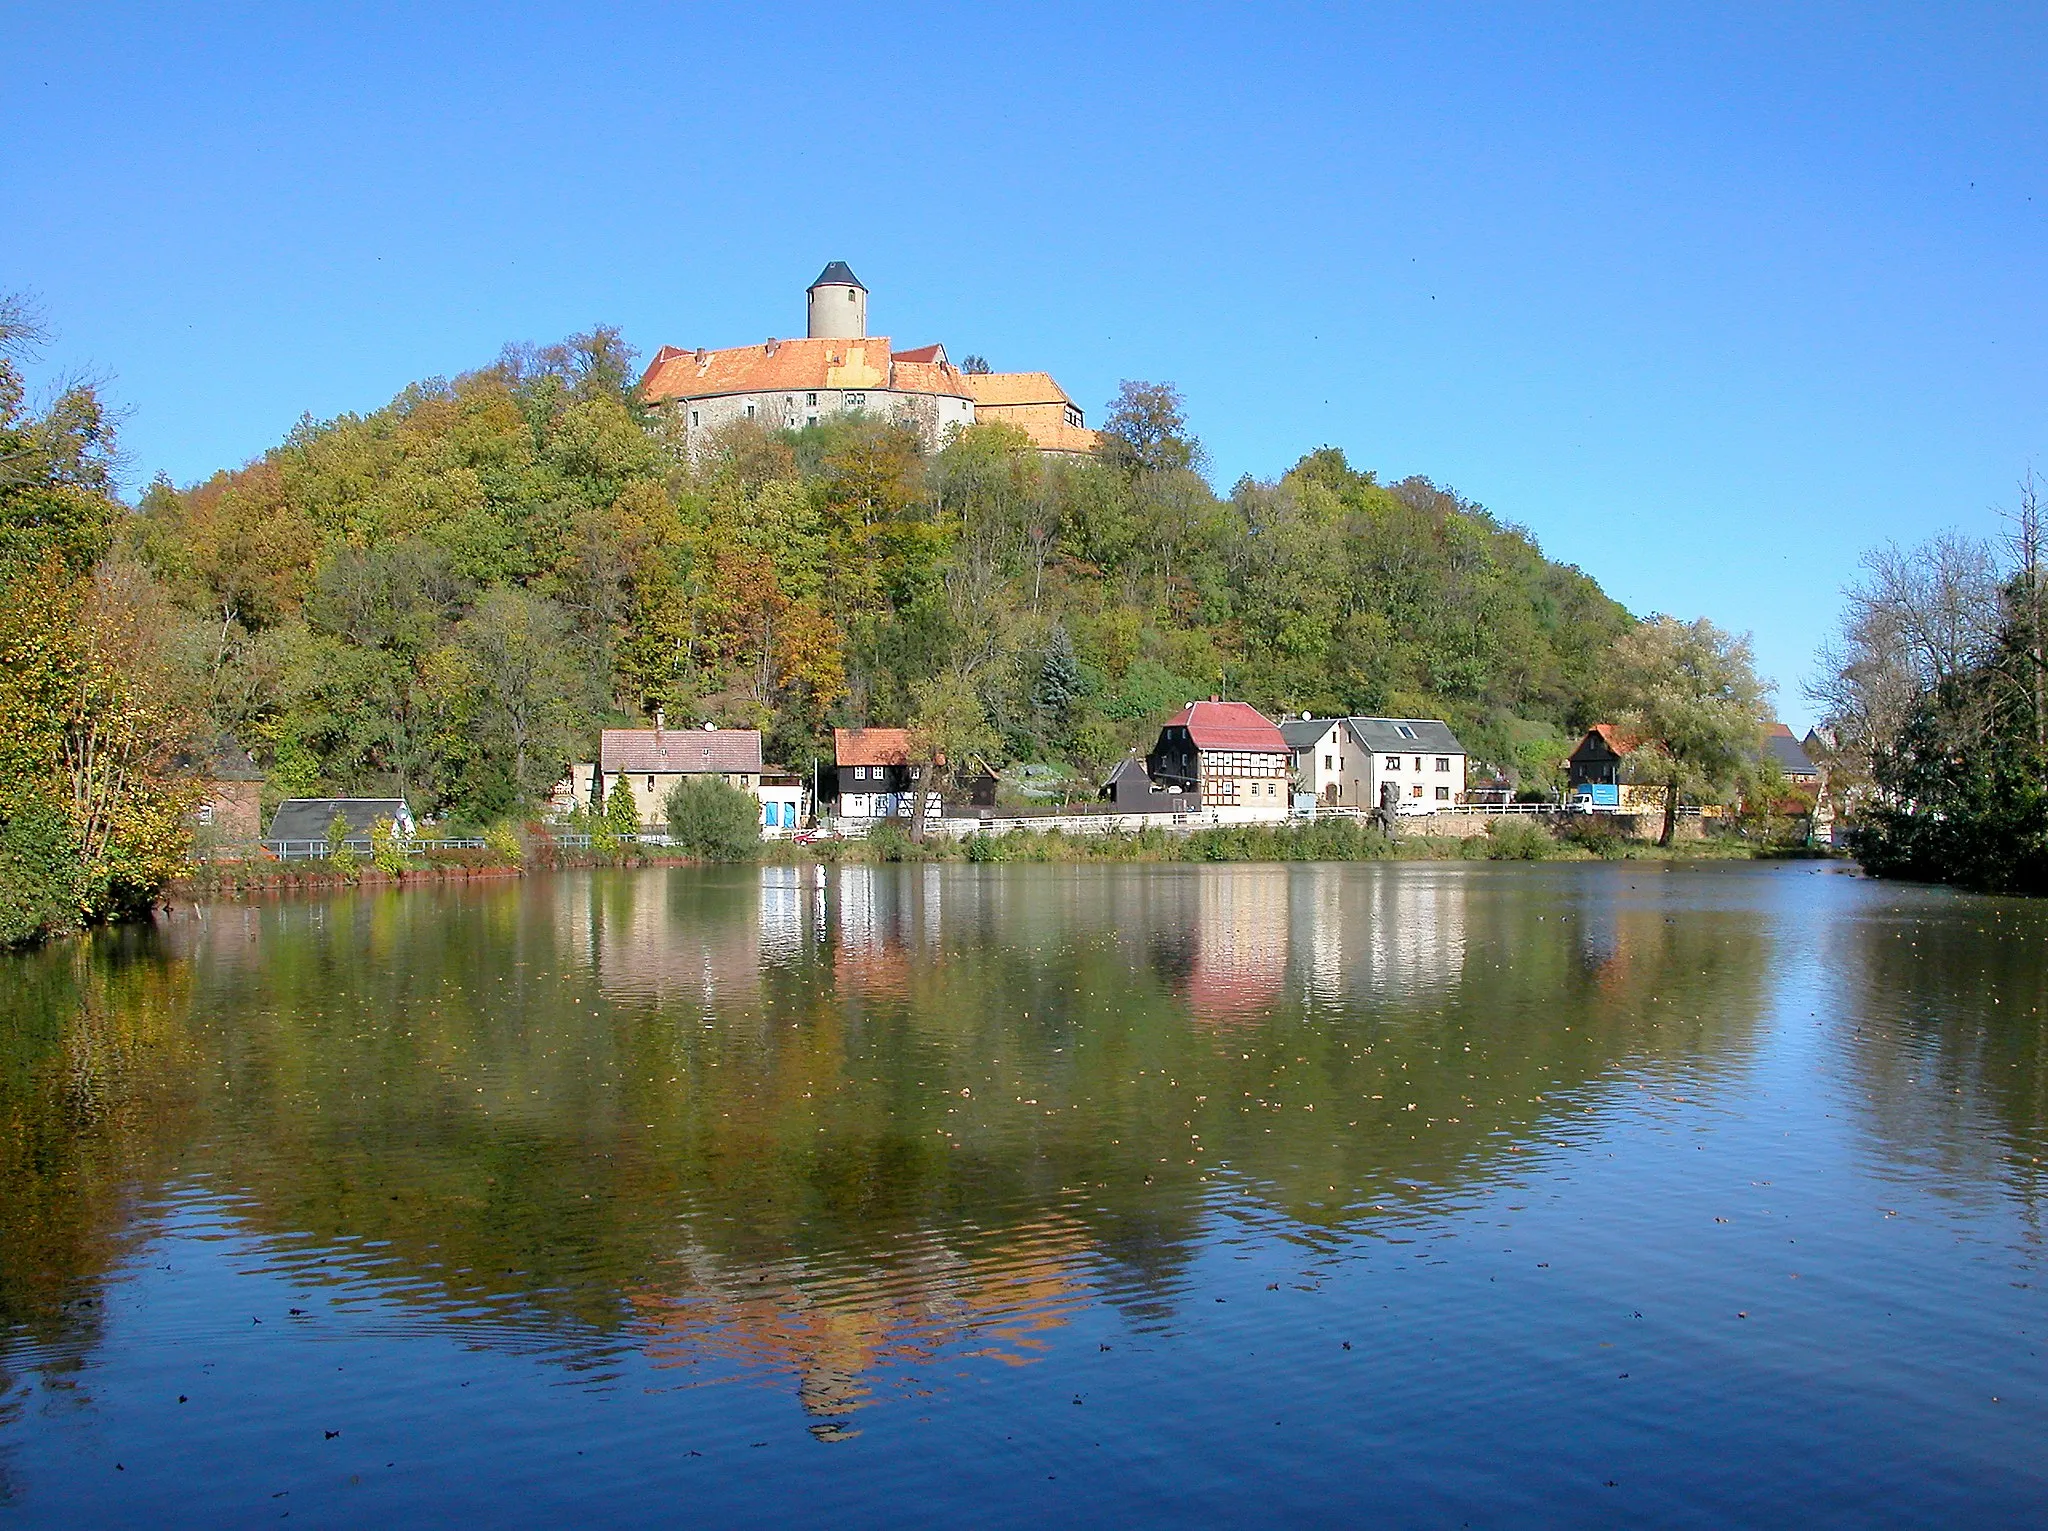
[638,263,1101,458]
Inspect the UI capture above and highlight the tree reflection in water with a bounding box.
[1,863,1785,1434]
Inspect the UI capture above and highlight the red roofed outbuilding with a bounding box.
[1146,701,1291,821]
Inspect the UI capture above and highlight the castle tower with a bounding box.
[806,261,867,340]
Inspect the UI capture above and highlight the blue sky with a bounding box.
[5,4,2045,724]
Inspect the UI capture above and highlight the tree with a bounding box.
[1810,531,2000,797]
[907,671,999,840]
[664,775,760,860]
[1100,380,1205,478]
[606,773,641,840]
[1607,616,1771,845]
[435,589,587,813]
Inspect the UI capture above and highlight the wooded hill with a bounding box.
[124,328,1632,822]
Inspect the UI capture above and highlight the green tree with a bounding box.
[908,671,999,840]
[606,773,641,840]
[1100,380,1204,478]
[1607,616,1771,845]
[664,775,761,860]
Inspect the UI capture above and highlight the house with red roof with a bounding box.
[1566,724,1640,810]
[1145,700,1291,822]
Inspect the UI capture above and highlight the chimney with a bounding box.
[654,708,665,741]
[1209,694,1220,703]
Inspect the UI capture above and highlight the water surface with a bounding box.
[2,862,2044,1526]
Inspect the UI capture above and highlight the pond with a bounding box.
[1,862,2044,1526]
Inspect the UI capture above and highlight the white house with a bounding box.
[1280,716,1468,814]
[562,722,808,830]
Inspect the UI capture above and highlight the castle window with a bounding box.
[807,392,817,406]
[690,410,699,427]
[847,288,856,302]
[744,403,755,419]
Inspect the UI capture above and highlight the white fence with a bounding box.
[260,835,489,862]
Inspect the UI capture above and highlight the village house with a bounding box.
[1146,700,1291,822]
[1763,723,1821,788]
[638,263,1101,458]
[564,722,769,828]
[183,734,265,844]
[1280,715,1468,813]
[1566,724,1635,810]
[824,728,940,821]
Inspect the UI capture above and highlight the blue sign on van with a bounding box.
[1576,783,1620,808]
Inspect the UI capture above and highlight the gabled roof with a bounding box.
[810,261,864,290]
[888,359,974,400]
[1105,754,1154,786]
[640,337,892,402]
[1344,717,1466,754]
[1278,716,1342,750]
[1162,701,1289,753]
[963,371,1076,409]
[1571,723,1640,759]
[637,337,979,406]
[180,732,264,783]
[1763,724,1818,777]
[266,798,413,841]
[835,727,939,767]
[893,343,947,364]
[602,727,762,775]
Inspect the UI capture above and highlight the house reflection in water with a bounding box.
[1167,864,1470,1024]
[630,1218,1094,1439]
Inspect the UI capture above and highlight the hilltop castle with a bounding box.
[638,263,1100,458]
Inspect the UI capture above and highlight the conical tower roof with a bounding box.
[808,261,864,291]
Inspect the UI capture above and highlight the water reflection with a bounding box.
[0,864,1815,1434]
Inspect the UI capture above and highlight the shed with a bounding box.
[1100,754,1185,813]
[265,798,415,851]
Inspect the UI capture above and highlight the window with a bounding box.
[744,403,755,419]
[1395,724,1417,740]
[806,415,817,427]
[1413,758,1422,773]
[1324,754,1334,770]
[1411,784,1424,798]
[1385,756,1402,771]
[690,410,700,427]
[807,392,817,406]
[853,765,866,781]
[847,288,857,302]
[646,775,655,794]
[1436,785,1451,800]
[197,802,214,825]
[1436,757,1451,772]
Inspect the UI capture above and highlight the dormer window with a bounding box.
[1395,724,1417,740]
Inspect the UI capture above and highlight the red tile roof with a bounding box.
[835,727,915,767]
[601,728,763,775]
[639,337,895,402]
[1164,701,1288,753]
[1584,723,1642,755]
[892,343,948,363]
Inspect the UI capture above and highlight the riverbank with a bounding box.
[166,820,1831,907]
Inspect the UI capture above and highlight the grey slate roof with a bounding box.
[809,261,864,290]
[1343,717,1466,754]
[1105,755,1153,786]
[1278,717,1342,750]
[1764,732,1818,777]
[266,798,413,843]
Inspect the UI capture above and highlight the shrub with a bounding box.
[964,831,1007,863]
[864,820,915,862]
[484,822,524,863]
[664,776,762,861]
[326,812,359,875]
[1556,813,1627,857]
[370,816,406,876]
[1483,817,1553,860]
[0,796,86,947]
